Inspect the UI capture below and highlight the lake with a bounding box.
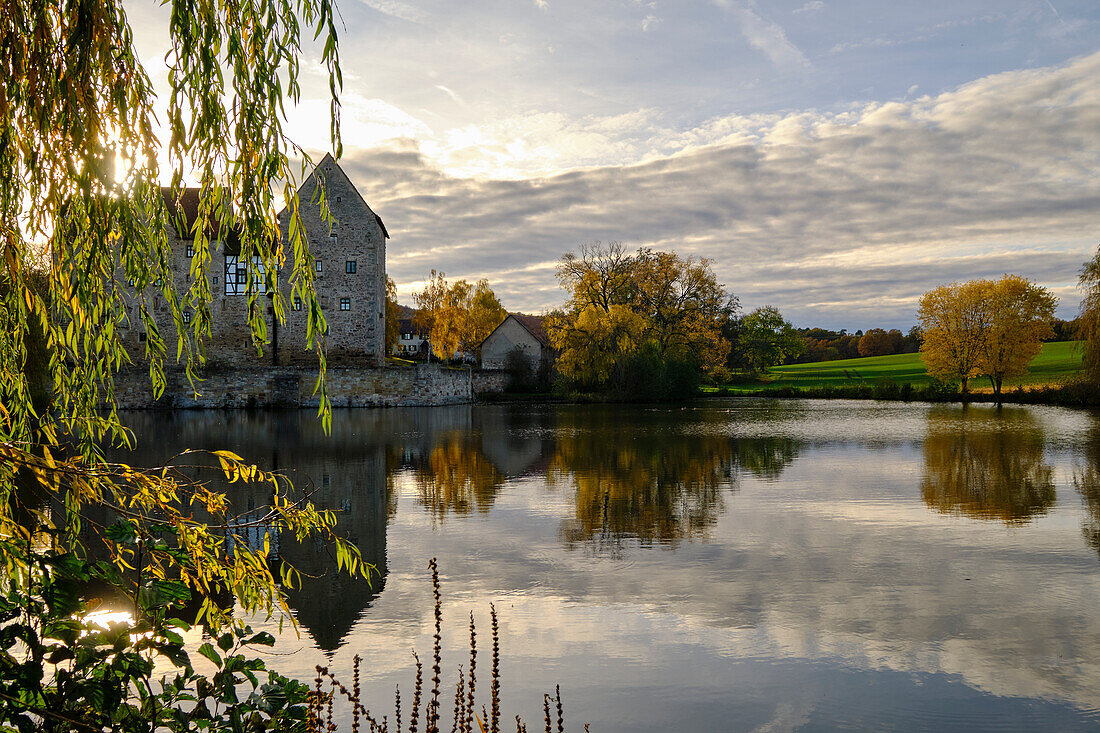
[113,399,1100,732]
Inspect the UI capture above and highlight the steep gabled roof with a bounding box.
[512,314,552,348]
[292,153,389,239]
[480,313,553,349]
[161,187,240,247]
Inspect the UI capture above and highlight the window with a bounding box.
[224,254,264,295]
[316,261,323,274]
[339,298,351,311]
[293,297,302,311]
[336,196,341,203]
[213,276,218,285]
[185,243,195,257]
[345,260,356,274]
[183,311,192,324]
[139,333,147,342]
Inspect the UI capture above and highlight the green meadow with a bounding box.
[710,340,1084,393]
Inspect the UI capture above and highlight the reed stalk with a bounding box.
[294,560,586,732]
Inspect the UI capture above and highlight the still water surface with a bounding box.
[116,399,1100,732]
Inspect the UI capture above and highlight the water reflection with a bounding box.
[114,411,397,651]
[920,405,1056,524]
[106,401,1100,731]
[409,432,506,519]
[1074,425,1100,557]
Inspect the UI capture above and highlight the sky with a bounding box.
[126,0,1100,329]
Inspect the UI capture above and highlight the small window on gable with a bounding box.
[293,297,302,311]
[339,298,351,311]
[185,243,195,257]
[346,260,356,274]
[183,311,192,324]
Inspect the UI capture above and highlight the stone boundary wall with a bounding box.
[472,369,511,395]
[111,364,487,409]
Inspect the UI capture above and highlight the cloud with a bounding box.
[792,1,824,13]
[325,51,1100,328]
[830,13,1003,55]
[434,85,463,105]
[353,0,427,23]
[713,0,810,71]
[641,14,660,32]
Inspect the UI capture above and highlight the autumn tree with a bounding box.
[385,275,400,355]
[981,275,1056,397]
[918,280,993,393]
[919,276,1056,396]
[737,306,804,373]
[549,304,648,388]
[857,328,904,357]
[549,242,736,393]
[1078,244,1100,383]
[413,271,506,360]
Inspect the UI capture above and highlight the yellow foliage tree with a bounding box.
[550,242,736,389]
[919,276,1056,396]
[413,271,506,360]
[385,275,400,355]
[1078,244,1100,383]
[549,304,647,387]
[981,275,1056,396]
[919,280,992,393]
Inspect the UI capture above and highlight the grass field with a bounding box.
[709,341,1084,393]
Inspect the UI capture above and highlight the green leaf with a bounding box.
[197,642,222,668]
[244,631,275,647]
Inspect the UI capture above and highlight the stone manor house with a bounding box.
[121,155,389,367]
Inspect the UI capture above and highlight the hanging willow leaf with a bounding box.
[0,0,371,630]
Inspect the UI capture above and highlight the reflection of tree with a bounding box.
[411,432,505,519]
[921,406,1055,524]
[550,410,740,549]
[734,437,800,481]
[1073,426,1100,556]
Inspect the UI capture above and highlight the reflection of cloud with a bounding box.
[113,402,1100,726]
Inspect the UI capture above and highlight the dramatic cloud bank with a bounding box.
[332,52,1099,328]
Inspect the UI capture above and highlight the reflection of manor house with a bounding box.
[120,155,389,366]
[113,411,394,652]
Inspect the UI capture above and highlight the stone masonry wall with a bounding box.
[472,369,511,395]
[119,155,388,369]
[111,364,479,409]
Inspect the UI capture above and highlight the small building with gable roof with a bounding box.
[479,313,554,372]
